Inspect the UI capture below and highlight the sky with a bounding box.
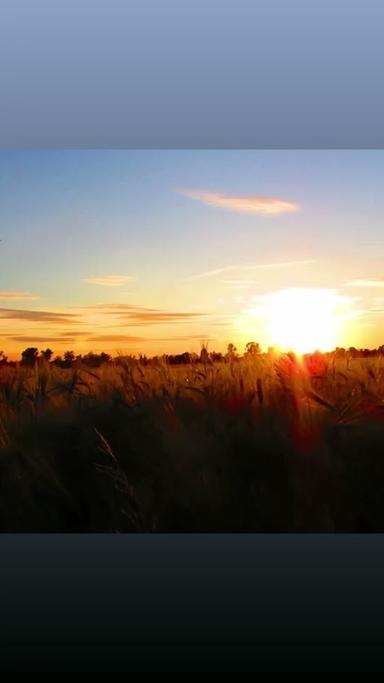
[1,149,384,358]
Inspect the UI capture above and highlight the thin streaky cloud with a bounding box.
[87,335,147,343]
[87,334,216,343]
[185,260,316,282]
[344,279,384,288]
[178,190,300,215]
[8,336,77,343]
[153,334,217,342]
[84,275,135,287]
[59,331,89,337]
[0,291,39,300]
[78,303,208,326]
[0,307,80,324]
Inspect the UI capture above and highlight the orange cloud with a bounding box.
[84,275,135,287]
[0,307,80,324]
[82,303,207,326]
[179,190,299,215]
[87,335,147,343]
[7,336,77,343]
[0,291,39,300]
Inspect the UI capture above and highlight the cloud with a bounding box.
[179,190,299,215]
[87,334,216,344]
[185,260,316,282]
[8,336,76,343]
[344,279,384,288]
[59,331,88,337]
[82,303,207,326]
[87,335,147,343]
[0,307,80,324]
[84,275,135,287]
[0,291,39,300]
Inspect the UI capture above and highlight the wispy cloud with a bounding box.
[87,334,147,343]
[0,291,39,300]
[82,303,207,326]
[344,279,384,288]
[185,260,316,282]
[84,275,135,287]
[179,190,299,215]
[59,331,89,338]
[343,279,384,289]
[0,307,80,324]
[87,333,216,343]
[7,336,77,343]
[154,334,217,342]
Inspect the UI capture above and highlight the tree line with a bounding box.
[1,341,384,369]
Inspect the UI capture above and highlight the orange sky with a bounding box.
[1,150,384,358]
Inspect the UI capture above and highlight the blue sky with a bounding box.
[1,150,384,356]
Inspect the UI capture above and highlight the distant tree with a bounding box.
[82,351,111,368]
[63,350,76,367]
[41,348,53,362]
[334,347,346,359]
[200,344,210,365]
[0,351,8,366]
[244,341,261,357]
[21,347,39,366]
[348,346,359,359]
[209,351,223,363]
[225,343,238,361]
[169,352,191,365]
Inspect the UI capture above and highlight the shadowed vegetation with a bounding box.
[1,346,384,531]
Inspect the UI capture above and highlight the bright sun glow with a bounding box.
[236,288,355,355]
[264,288,350,354]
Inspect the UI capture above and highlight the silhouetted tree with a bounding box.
[334,347,346,359]
[209,351,223,362]
[244,341,261,357]
[63,350,75,368]
[200,344,210,365]
[82,351,111,368]
[21,347,39,366]
[225,343,238,361]
[41,348,53,362]
[168,352,191,365]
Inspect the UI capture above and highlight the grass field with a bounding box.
[1,351,384,531]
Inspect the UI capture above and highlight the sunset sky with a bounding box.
[1,149,384,358]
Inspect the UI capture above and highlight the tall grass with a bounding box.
[1,352,384,531]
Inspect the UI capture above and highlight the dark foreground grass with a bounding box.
[1,353,384,531]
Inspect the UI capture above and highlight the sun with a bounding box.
[263,288,349,355]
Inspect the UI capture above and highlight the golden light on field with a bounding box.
[264,288,351,354]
